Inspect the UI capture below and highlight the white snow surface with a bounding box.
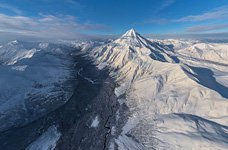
[90,116,99,128]
[11,65,28,71]
[0,41,75,131]
[26,125,61,150]
[92,29,228,150]
[0,41,37,65]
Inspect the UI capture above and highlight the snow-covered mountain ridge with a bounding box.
[0,41,78,132]
[0,30,227,150]
[92,29,228,150]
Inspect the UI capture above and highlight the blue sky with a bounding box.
[0,0,228,39]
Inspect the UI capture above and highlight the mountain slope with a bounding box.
[0,41,76,132]
[93,29,178,70]
[0,40,38,65]
[92,29,228,150]
[0,41,119,150]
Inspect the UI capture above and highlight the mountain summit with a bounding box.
[93,29,179,71]
[122,28,138,38]
[113,29,179,62]
[115,28,150,48]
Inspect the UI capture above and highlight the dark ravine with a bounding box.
[103,95,116,150]
[55,57,118,150]
[0,48,118,150]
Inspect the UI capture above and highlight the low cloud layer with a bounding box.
[148,32,228,42]
[0,13,110,41]
[187,24,228,32]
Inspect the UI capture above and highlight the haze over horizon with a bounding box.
[0,0,228,40]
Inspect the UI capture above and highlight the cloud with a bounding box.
[0,13,110,40]
[176,6,228,22]
[155,0,175,13]
[65,0,81,6]
[0,3,22,15]
[144,5,228,25]
[186,24,228,32]
[147,32,228,41]
[137,0,175,26]
[160,0,175,10]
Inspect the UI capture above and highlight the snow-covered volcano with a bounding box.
[93,29,179,70]
[115,28,150,48]
[0,29,227,150]
[92,29,228,150]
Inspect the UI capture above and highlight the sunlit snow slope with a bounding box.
[92,29,228,150]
